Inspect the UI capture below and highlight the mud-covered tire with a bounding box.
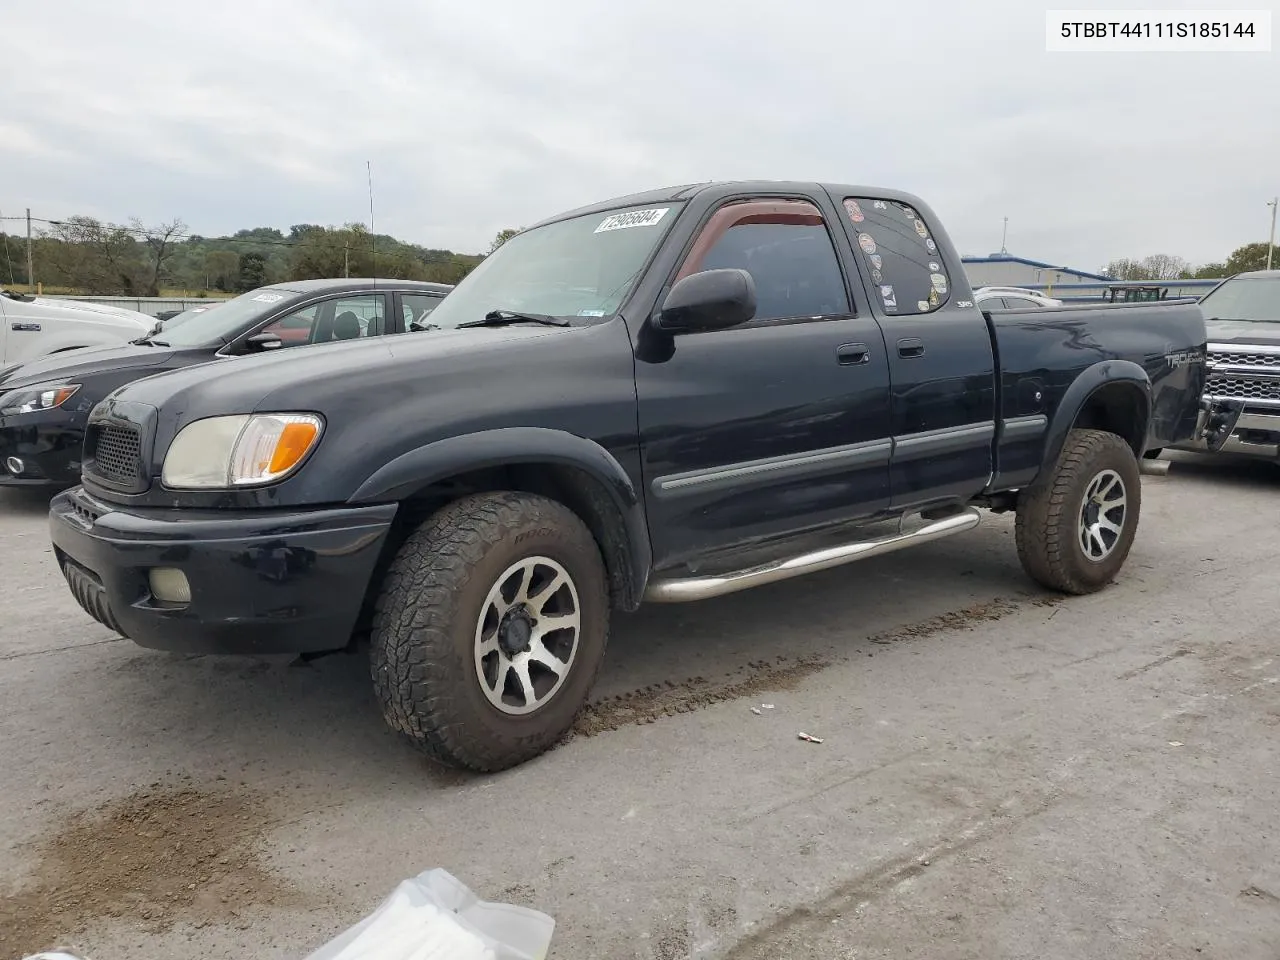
[370,491,610,772]
[1015,428,1141,595]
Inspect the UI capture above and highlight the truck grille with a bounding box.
[89,423,144,486]
[1207,349,1280,368]
[1206,373,1280,402]
[1205,347,1280,406]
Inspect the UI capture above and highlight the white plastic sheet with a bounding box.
[304,869,556,960]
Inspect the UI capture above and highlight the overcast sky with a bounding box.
[3,0,1276,270]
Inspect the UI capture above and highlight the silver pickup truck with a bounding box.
[1167,270,1280,460]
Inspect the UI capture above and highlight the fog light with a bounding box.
[148,567,191,603]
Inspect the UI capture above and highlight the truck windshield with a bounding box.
[1198,276,1280,323]
[423,202,686,328]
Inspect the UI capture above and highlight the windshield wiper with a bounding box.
[458,309,570,329]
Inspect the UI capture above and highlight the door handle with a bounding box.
[837,342,870,365]
[897,338,925,358]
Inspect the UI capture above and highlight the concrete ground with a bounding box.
[1,451,1278,960]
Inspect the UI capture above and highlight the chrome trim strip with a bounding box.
[1208,341,1280,357]
[1204,394,1280,410]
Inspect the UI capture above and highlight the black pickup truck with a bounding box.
[48,181,1207,772]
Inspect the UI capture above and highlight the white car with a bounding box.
[973,286,1064,309]
[0,289,153,368]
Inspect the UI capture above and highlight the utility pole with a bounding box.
[1000,217,1009,255]
[26,208,34,293]
[1267,197,1277,272]
[344,240,350,278]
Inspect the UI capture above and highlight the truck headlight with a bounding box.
[0,383,80,416]
[161,413,324,488]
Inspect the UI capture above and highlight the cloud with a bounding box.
[2,0,1276,268]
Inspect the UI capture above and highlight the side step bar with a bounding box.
[644,506,982,603]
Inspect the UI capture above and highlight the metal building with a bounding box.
[961,254,1112,289]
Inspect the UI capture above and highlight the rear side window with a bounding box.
[842,197,950,316]
[680,200,851,322]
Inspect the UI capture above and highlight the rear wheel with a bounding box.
[1015,428,1141,595]
[370,491,610,772]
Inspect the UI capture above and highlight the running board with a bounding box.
[644,507,982,603]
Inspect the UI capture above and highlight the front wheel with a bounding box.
[1015,428,1142,595]
[370,491,610,772]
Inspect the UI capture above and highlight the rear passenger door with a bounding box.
[634,195,894,568]
[834,195,996,510]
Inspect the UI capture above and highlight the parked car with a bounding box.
[974,286,1063,309]
[0,288,153,369]
[48,181,1206,772]
[1166,269,1280,460]
[0,278,451,486]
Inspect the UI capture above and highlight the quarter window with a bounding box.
[402,293,444,330]
[680,200,850,322]
[842,197,950,316]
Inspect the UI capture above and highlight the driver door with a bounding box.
[633,195,894,568]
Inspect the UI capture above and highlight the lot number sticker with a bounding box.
[251,293,285,303]
[595,208,670,233]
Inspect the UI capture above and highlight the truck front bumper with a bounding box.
[1169,408,1280,458]
[49,487,399,655]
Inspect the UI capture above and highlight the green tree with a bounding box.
[237,252,268,291]
[1225,242,1279,275]
[488,228,519,254]
[1194,262,1230,279]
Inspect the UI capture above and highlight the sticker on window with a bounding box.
[917,300,930,312]
[843,199,865,223]
[901,206,918,220]
[594,208,670,233]
[873,200,888,210]
[871,269,884,284]
[929,289,941,307]
[928,261,940,272]
[879,284,897,309]
[251,293,285,303]
[577,309,606,317]
[926,238,937,253]
[870,254,883,270]
[858,233,877,255]
[930,272,948,293]
[914,220,929,239]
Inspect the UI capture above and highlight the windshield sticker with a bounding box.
[843,199,865,223]
[858,233,877,255]
[925,238,937,253]
[250,293,285,303]
[914,220,929,239]
[879,284,897,309]
[869,254,883,270]
[594,208,670,233]
[931,272,948,293]
[577,309,607,317]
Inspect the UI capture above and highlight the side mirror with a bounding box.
[655,268,756,333]
[245,331,283,352]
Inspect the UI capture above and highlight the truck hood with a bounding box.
[105,324,569,415]
[1205,318,1280,346]
[0,342,174,391]
[31,297,154,325]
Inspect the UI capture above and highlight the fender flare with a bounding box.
[349,427,651,606]
[1041,359,1152,472]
